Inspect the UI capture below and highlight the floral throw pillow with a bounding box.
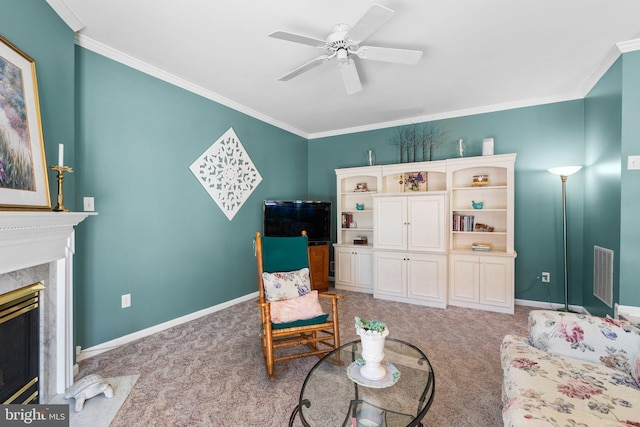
[270,291,325,324]
[529,310,640,374]
[262,267,311,301]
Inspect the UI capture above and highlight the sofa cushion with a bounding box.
[502,334,640,426]
[529,310,640,375]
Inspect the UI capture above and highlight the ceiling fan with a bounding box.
[269,4,423,95]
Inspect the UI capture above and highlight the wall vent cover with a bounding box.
[593,246,613,307]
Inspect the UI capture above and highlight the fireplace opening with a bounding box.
[0,283,44,404]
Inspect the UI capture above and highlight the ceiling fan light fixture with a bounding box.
[336,48,349,64]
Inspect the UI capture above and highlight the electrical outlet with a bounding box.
[541,272,550,283]
[121,293,131,308]
[83,197,95,212]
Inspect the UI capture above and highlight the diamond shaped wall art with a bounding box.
[190,128,262,220]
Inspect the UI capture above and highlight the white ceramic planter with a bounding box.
[356,327,389,380]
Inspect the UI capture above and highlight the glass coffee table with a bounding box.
[289,338,435,427]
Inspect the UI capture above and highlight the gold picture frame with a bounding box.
[0,34,51,210]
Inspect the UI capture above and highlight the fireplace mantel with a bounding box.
[0,210,96,402]
[0,211,96,275]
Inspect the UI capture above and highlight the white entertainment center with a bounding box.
[334,153,516,314]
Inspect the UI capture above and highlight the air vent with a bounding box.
[593,246,613,307]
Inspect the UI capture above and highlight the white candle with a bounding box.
[58,144,64,166]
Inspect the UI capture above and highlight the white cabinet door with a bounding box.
[373,197,406,250]
[449,254,479,303]
[449,253,514,313]
[373,251,405,297]
[479,256,513,308]
[335,246,373,292]
[407,253,446,304]
[335,246,354,286]
[355,250,373,289]
[407,196,445,252]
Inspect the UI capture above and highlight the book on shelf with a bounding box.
[452,213,474,231]
[472,242,492,251]
[341,213,354,228]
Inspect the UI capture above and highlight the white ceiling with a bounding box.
[53,0,640,139]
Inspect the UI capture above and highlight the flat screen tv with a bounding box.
[263,200,331,243]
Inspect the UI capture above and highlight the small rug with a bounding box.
[50,374,140,427]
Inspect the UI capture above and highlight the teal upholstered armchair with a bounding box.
[255,231,343,380]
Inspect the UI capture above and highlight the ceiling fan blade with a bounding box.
[278,55,332,81]
[338,59,362,95]
[346,4,394,44]
[268,31,326,48]
[356,46,423,65]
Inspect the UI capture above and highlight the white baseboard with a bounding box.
[515,299,587,314]
[77,292,258,361]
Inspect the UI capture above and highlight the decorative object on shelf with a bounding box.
[355,317,389,380]
[50,165,73,212]
[471,200,484,210]
[388,122,448,163]
[456,138,465,157]
[472,174,489,187]
[547,165,582,313]
[356,203,365,210]
[483,138,495,156]
[190,127,262,221]
[475,223,494,232]
[367,149,376,166]
[404,172,427,192]
[354,182,369,192]
[0,35,51,210]
[472,242,492,251]
[353,236,368,245]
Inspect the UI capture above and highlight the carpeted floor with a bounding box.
[77,288,532,426]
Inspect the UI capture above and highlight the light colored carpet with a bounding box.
[50,374,139,427]
[76,288,531,426]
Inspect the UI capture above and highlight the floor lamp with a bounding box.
[548,166,582,312]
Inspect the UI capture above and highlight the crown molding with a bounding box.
[74,34,308,139]
[308,93,583,139]
[46,0,85,32]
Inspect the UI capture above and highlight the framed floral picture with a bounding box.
[0,35,51,210]
[404,172,427,192]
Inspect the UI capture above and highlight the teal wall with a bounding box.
[583,58,622,315]
[1,0,76,207]
[309,102,587,308]
[74,48,307,346]
[619,51,640,306]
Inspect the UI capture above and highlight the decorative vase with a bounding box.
[457,139,465,157]
[356,327,390,380]
[367,149,376,166]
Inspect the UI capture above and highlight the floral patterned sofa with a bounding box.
[501,310,640,426]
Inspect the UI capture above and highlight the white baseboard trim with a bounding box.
[515,299,588,314]
[77,292,258,361]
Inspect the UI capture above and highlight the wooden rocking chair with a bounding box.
[255,231,343,380]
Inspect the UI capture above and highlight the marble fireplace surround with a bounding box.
[0,211,94,403]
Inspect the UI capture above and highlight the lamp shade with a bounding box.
[548,166,582,177]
